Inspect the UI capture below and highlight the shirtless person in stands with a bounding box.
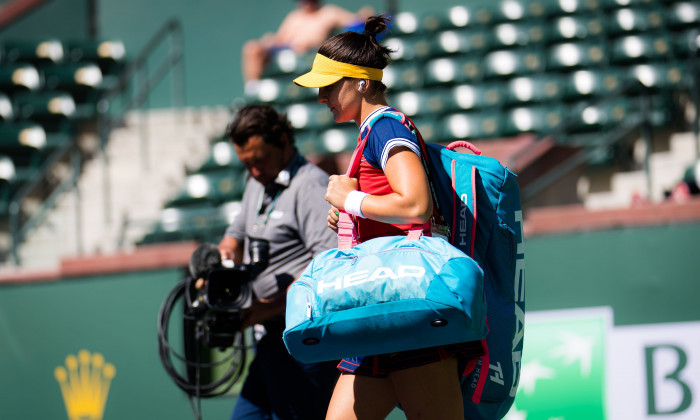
[242,0,373,93]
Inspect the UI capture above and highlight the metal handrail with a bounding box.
[510,80,656,203]
[8,18,185,265]
[512,31,700,205]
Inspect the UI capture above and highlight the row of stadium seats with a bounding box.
[292,93,669,150]
[139,200,242,246]
[241,0,696,148]
[138,0,698,245]
[261,58,685,109]
[138,141,247,245]
[272,61,682,128]
[389,0,697,34]
[0,39,127,217]
[252,33,693,105]
[0,38,126,70]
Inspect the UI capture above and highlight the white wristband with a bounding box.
[344,190,369,219]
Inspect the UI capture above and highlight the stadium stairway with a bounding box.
[9,106,230,269]
[581,130,699,209]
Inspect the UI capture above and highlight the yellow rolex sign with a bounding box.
[54,350,116,420]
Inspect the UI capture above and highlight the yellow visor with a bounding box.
[294,54,383,88]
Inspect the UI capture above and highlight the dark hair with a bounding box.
[226,104,294,148]
[318,15,393,93]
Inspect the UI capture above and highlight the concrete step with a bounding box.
[583,131,699,209]
[14,106,230,269]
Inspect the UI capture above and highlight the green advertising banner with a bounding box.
[506,308,700,420]
[506,308,610,420]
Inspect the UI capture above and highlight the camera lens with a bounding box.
[248,238,270,278]
[206,268,252,310]
[249,238,269,265]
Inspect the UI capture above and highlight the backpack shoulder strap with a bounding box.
[346,108,405,177]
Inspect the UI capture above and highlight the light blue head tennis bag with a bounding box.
[357,109,525,419]
[283,109,489,364]
[283,225,487,363]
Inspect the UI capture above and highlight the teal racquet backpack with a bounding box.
[369,109,526,419]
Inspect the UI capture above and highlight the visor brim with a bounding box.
[293,72,344,88]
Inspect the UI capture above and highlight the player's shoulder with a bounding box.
[370,115,415,140]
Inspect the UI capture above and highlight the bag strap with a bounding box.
[337,109,423,249]
[446,140,482,155]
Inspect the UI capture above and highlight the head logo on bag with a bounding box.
[317,265,426,294]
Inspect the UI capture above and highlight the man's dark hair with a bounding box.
[226,104,295,148]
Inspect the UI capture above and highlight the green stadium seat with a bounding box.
[606,7,665,35]
[385,35,432,62]
[411,116,442,143]
[0,120,46,151]
[0,93,14,121]
[0,63,42,92]
[389,90,444,118]
[504,74,565,105]
[139,203,226,245]
[168,169,246,207]
[599,0,656,11]
[424,56,483,86]
[0,121,46,168]
[40,62,107,105]
[566,97,637,133]
[546,40,607,70]
[665,1,700,29]
[502,104,565,136]
[41,62,104,91]
[629,62,685,90]
[12,91,77,122]
[2,39,65,63]
[440,111,504,140]
[488,0,552,21]
[421,5,485,31]
[383,61,424,90]
[443,83,504,111]
[204,200,244,241]
[295,129,323,156]
[66,39,126,76]
[0,154,16,183]
[424,57,461,86]
[286,102,333,130]
[261,48,303,77]
[392,11,423,35]
[483,48,545,78]
[548,14,605,42]
[673,28,700,57]
[428,29,495,57]
[283,82,318,103]
[541,0,603,16]
[492,20,548,48]
[562,68,625,100]
[609,33,672,64]
[246,77,287,103]
[197,141,244,173]
[317,124,358,154]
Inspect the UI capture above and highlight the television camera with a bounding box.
[157,240,268,416]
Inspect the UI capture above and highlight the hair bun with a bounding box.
[363,15,390,39]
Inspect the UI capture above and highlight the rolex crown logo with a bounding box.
[54,349,116,420]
